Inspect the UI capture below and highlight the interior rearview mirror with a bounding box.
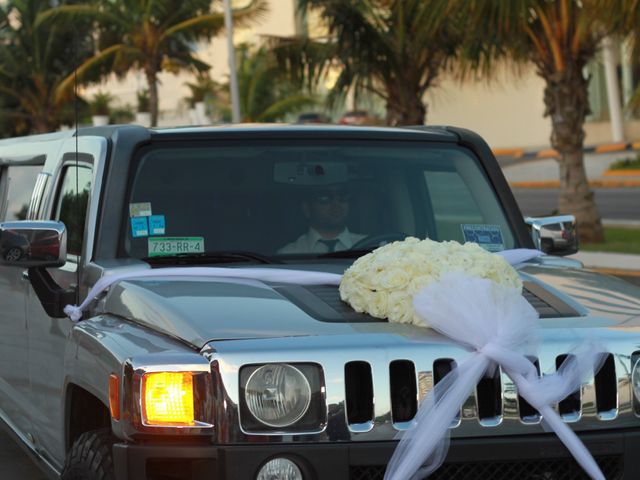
[273,161,348,185]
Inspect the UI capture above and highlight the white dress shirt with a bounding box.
[278,228,366,254]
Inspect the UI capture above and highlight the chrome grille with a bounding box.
[209,331,637,443]
[343,352,623,432]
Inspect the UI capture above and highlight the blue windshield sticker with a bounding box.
[461,224,504,252]
[131,217,149,238]
[149,215,166,236]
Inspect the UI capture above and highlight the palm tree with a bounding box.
[235,45,315,122]
[272,0,464,125]
[618,1,640,112]
[39,0,267,126]
[457,0,623,243]
[0,0,95,134]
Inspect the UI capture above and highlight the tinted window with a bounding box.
[55,166,92,256]
[124,142,515,260]
[2,165,41,221]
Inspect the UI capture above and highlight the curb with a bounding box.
[589,267,640,277]
[510,179,640,188]
[602,169,640,177]
[493,140,640,161]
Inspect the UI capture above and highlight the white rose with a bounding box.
[339,238,522,327]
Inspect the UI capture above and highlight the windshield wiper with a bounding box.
[316,249,373,259]
[143,251,280,265]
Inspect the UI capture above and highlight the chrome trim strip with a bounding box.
[27,172,50,220]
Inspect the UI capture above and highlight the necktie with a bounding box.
[319,239,339,252]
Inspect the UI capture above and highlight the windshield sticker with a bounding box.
[149,215,166,236]
[131,217,149,238]
[461,224,504,252]
[129,202,152,218]
[148,237,204,257]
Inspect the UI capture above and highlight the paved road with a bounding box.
[512,188,640,221]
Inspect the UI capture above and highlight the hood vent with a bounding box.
[274,281,580,323]
[522,281,579,318]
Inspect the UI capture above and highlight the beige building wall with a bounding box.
[426,68,552,149]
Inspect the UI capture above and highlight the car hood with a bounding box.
[101,260,640,348]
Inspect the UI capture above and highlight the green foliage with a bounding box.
[234,45,316,122]
[0,0,96,134]
[582,227,640,254]
[453,1,618,78]
[58,96,91,127]
[609,155,640,170]
[90,91,113,116]
[136,90,150,113]
[110,104,135,124]
[0,92,29,138]
[184,73,219,108]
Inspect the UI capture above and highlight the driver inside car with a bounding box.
[278,186,365,254]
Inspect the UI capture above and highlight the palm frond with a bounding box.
[160,13,225,42]
[35,4,122,30]
[257,94,316,122]
[54,44,131,104]
[231,0,270,28]
[268,35,337,92]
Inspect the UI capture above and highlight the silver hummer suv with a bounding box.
[0,125,638,480]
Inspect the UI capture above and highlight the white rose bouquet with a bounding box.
[339,237,522,327]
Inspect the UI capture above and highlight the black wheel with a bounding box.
[350,232,408,250]
[61,428,115,480]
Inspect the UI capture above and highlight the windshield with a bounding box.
[124,140,516,261]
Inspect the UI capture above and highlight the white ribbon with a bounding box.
[64,248,541,321]
[384,273,605,480]
[63,267,342,321]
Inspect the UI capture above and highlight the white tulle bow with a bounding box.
[384,273,605,480]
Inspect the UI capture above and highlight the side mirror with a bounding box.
[0,221,67,268]
[525,215,578,256]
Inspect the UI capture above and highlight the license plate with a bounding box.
[147,237,204,257]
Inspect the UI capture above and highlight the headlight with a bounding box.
[245,364,311,428]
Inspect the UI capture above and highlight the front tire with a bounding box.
[61,428,115,480]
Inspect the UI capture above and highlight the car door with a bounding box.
[0,162,45,439]
[26,156,93,466]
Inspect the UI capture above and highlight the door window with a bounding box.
[1,165,41,221]
[54,165,92,256]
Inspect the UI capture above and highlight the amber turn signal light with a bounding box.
[141,372,195,426]
[109,374,120,420]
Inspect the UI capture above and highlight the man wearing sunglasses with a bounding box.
[278,186,365,254]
